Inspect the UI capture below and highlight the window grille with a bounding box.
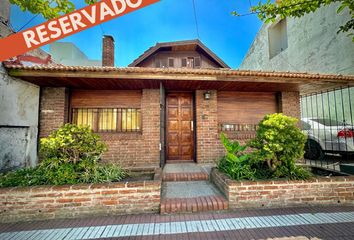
[72,108,141,132]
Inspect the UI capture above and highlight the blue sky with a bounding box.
[10,0,264,68]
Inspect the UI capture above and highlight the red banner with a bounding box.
[0,0,159,61]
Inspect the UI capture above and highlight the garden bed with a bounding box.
[0,168,162,223]
[211,167,354,209]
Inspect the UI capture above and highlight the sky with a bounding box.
[10,0,265,68]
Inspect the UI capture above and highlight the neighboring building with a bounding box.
[240,3,354,75]
[5,38,354,170]
[0,0,55,172]
[50,42,101,67]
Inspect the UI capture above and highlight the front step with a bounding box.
[160,195,228,214]
[161,181,228,214]
[162,172,209,181]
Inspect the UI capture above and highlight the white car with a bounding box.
[301,118,354,160]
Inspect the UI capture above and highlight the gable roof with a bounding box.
[128,39,230,68]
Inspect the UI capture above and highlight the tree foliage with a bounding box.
[10,0,98,19]
[234,0,354,41]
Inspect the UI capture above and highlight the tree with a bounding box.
[10,0,97,19]
[233,0,354,41]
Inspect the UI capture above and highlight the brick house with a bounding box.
[5,38,354,170]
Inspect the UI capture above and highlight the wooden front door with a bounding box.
[166,93,194,161]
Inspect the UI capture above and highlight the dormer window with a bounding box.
[155,56,202,68]
[155,58,168,68]
[168,58,175,67]
[181,57,201,68]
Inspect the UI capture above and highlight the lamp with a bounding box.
[203,91,211,100]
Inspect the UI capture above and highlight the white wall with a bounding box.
[240,3,354,75]
[0,65,40,171]
[50,42,101,66]
[0,0,40,171]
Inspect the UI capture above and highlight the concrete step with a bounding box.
[162,172,209,182]
[160,195,228,214]
[160,181,228,214]
[162,163,212,182]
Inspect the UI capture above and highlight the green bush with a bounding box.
[249,113,310,180]
[218,113,311,180]
[40,123,107,164]
[0,124,126,187]
[217,133,255,180]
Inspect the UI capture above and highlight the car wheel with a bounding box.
[304,139,324,160]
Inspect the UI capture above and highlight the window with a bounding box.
[181,57,201,68]
[168,58,175,67]
[156,58,168,68]
[311,118,348,127]
[300,120,311,130]
[268,18,288,59]
[99,109,117,131]
[194,57,201,68]
[181,58,187,67]
[73,109,95,129]
[72,108,141,132]
[187,57,194,68]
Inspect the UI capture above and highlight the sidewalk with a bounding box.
[0,206,353,239]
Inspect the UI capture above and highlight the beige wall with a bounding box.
[241,3,354,75]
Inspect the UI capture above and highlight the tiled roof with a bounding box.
[4,64,354,81]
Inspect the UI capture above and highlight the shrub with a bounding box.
[40,124,107,164]
[249,113,310,180]
[217,133,256,180]
[0,124,126,187]
[218,113,311,180]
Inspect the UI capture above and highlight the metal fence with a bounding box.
[300,86,354,173]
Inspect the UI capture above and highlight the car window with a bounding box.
[311,118,347,126]
[300,121,311,130]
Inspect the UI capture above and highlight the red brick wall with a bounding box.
[279,91,301,120]
[211,168,354,209]
[97,89,160,169]
[0,176,161,223]
[195,90,301,164]
[102,35,114,67]
[195,90,219,164]
[39,87,68,138]
[39,88,300,167]
[39,88,160,169]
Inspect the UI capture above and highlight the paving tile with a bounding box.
[1,206,354,240]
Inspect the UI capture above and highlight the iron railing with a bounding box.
[300,86,354,172]
[71,108,141,133]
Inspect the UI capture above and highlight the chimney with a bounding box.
[102,35,115,67]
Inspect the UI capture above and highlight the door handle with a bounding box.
[191,121,194,131]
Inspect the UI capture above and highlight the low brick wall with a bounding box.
[0,169,162,223]
[211,168,354,209]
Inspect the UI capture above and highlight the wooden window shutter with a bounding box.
[194,57,201,68]
[168,58,174,67]
[155,59,160,68]
[181,58,187,67]
[161,59,167,68]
